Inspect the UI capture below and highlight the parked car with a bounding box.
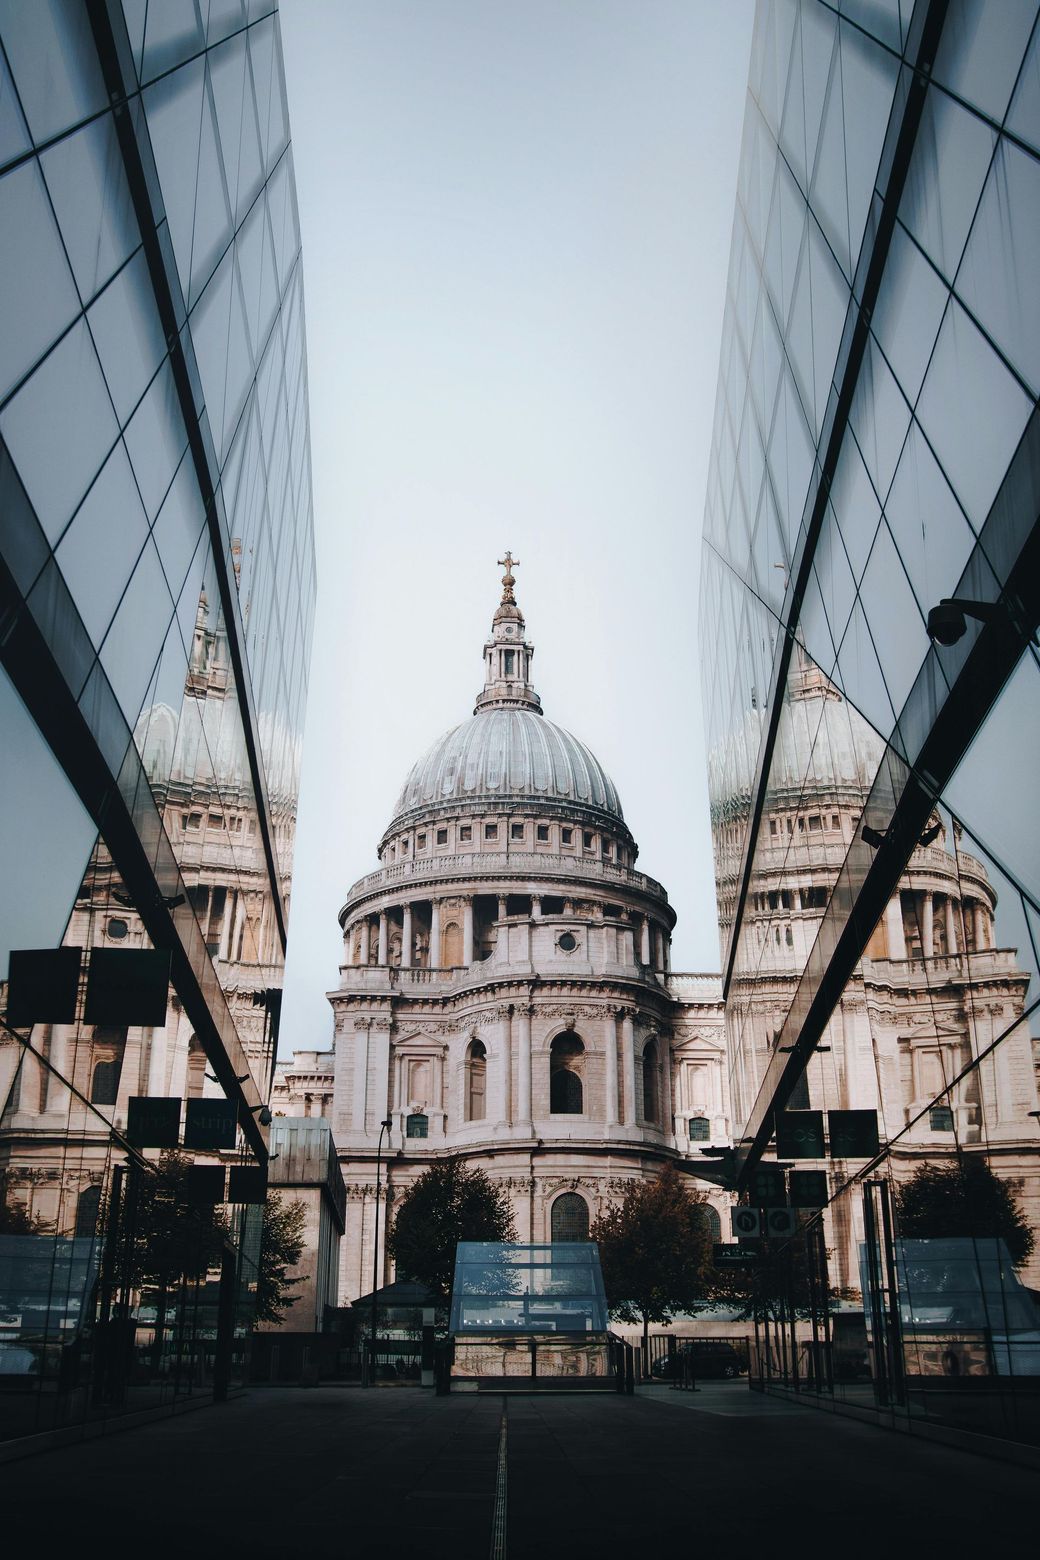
[651,1341,744,1380]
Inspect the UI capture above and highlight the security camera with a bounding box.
[925,600,967,646]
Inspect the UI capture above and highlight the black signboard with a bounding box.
[776,1110,825,1159]
[749,1166,788,1208]
[6,947,82,1026]
[228,1166,268,1205]
[84,948,171,1027]
[827,1109,880,1159]
[184,1098,238,1151]
[127,1095,181,1149]
[184,1165,226,1204]
[714,1244,758,1266]
[789,1170,829,1207]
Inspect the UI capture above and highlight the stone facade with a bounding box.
[274,568,1040,1314]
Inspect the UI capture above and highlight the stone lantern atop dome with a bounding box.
[474,552,543,715]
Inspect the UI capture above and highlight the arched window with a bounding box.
[550,1034,584,1115]
[551,1192,589,1243]
[75,1184,102,1239]
[704,1206,721,1244]
[406,1113,428,1138]
[466,1040,487,1122]
[642,1040,659,1123]
[90,1027,127,1106]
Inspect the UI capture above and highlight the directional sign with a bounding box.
[731,1207,762,1238]
[750,1166,788,1208]
[776,1110,825,1159]
[789,1170,828,1208]
[828,1109,880,1159]
[714,1245,758,1266]
[127,1095,180,1149]
[765,1208,798,1239]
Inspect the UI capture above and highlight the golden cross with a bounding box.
[498,551,519,579]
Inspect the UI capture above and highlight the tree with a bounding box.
[589,1165,713,1357]
[254,1193,307,1325]
[0,1171,50,1235]
[388,1157,517,1300]
[895,1157,1035,1268]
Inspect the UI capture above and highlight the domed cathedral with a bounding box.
[711,647,1040,1291]
[316,557,729,1302]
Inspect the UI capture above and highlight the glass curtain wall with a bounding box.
[701,0,1040,1445]
[0,1,314,1440]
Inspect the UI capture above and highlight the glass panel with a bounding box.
[0,160,80,402]
[956,139,1040,400]
[1,319,119,546]
[54,442,149,648]
[0,0,107,142]
[40,116,140,303]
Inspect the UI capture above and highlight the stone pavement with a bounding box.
[0,1382,1032,1558]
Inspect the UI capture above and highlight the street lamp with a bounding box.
[368,1117,392,1387]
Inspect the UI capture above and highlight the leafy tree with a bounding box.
[0,1171,50,1235]
[254,1192,307,1325]
[590,1165,713,1356]
[895,1157,1035,1268]
[388,1157,517,1300]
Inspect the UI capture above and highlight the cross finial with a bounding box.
[498,551,519,603]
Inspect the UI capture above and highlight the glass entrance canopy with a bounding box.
[449,1242,609,1334]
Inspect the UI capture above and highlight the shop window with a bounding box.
[551,1192,589,1243]
[406,1113,428,1139]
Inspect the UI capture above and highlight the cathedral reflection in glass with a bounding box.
[0,2,314,1441]
[701,0,1040,1446]
[450,1243,609,1334]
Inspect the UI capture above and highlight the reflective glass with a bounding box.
[41,116,140,303]
[1,320,119,546]
[54,441,149,647]
[0,160,80,402]
[0,0,106,142]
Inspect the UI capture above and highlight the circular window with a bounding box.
[107,917,129,940]
[558,932,577,952]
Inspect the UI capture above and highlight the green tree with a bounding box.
[0,1171,50,1235]
[254,1193,307,1325]
[895,1157,1035,1268]
[388,1157,517,1300]
[589,1165,713,1357]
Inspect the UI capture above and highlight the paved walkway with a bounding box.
[0,1383,1032,1558]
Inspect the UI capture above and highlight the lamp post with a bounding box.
[367,1117,392,1387]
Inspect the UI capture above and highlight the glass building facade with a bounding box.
[0,1,315,1440]
[701,0,1040,1444]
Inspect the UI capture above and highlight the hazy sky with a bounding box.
[277,0,755,1055]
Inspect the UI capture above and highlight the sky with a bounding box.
[277,0,756,1056]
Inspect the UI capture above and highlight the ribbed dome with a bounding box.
[389,708,624,826]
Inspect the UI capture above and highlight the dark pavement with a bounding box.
[0,1383,1033,1559]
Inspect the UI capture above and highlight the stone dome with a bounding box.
[389,707,624,827]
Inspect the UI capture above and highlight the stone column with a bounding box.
[921,893,934,959]
[663,1037,676,1137]
[352,1023,370,1132]
[664,935,671,973]
[884,897,906,960]
[45,1026,70,1115]
[401,904,413,969]
[430,900,441,967]
[377,912,388,966]
[621,1010,636,1127]
[654,928,665,970]
[944,896,958,954]
[359,917,371,966]
[516,1004,532,1126]
[974,901,987,950]
[497,1009,512,1126]
[531,896,542,919]
[605,1013,619,1126]
[232,892,247,962]
[640,917,651,965]
[146,1023,168,1096]
[370,1024,391,1131]
[342,929,354,967]
[218,892,234,960]
[463,899,474,965]
[497,895,507,921]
